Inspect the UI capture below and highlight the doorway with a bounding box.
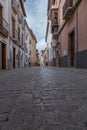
[13,48,15,68]
[2,43,6,69]
[69,31,75,67]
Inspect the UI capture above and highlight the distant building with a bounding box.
[39,50,46,66]
[29,28,37,66]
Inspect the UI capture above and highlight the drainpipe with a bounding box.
[75,0,78,68]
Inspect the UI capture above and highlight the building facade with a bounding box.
[59,0,87,68]
[9,0,26,69]
[29,28,37,66]
[0,0,31,70]
[0,0,9,70]
[46,0,59,66]
[46,0,87,68]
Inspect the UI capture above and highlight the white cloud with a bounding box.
[25,0,47,51]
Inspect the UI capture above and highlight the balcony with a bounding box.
[12,28,18,42]
[52,25,58,35]
[52,18,58,26]
[11,0,18,14]
[18,11,23,24]
[63,0,74,20]
[51,38,57,47]
[51,9,58,35]
[0,17,9,37]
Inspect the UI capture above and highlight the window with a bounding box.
[12,18,15,38]
[18,27,20,41]
[22,34,23,45]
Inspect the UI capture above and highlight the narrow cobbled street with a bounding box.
[0,67,87,130]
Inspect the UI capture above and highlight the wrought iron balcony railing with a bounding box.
[51,9,58,34]
[11,0,18,14]
[52,26,58,35]
[51,18,58,35]
[52,19,58,26]
[0,16,9,37]
[63,0,74,20]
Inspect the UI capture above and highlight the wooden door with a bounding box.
[13,48,15,68]
[2,44,6,69]
[70,31,75,67]
[12,18,15,38]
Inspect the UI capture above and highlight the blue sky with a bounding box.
[25,0,48,51]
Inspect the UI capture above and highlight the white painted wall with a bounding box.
[46,20,53,64]
[24,21,30,67]
[0,0,30,70]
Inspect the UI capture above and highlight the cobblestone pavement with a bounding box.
[0,67,87,130]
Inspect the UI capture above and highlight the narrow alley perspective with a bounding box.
[0,0,87,130]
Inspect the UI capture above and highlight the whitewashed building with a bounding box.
[0,0,9,70]
[46,0,59,66]
[0,0,31,70]
[45,20,54,65]
[24,20,30,67]
[9,0,26,69]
